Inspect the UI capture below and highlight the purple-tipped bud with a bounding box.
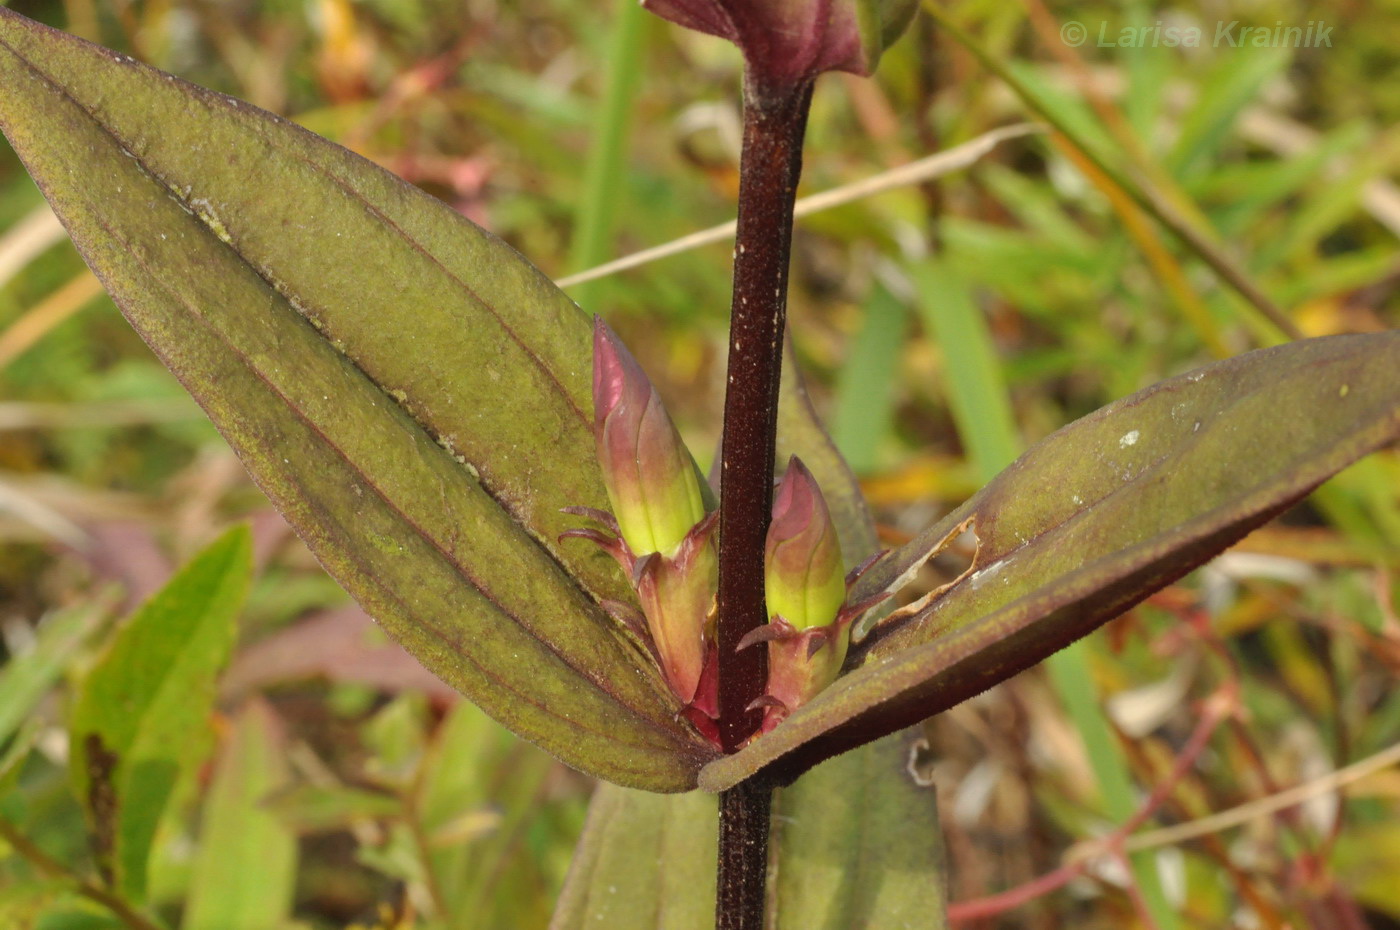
[593,318,707,558]
[764,457,846,631]
[641,0,917,89]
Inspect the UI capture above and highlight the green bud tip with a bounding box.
[592,317,707,558]
[764,456,846,631]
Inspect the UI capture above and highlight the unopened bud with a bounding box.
[764,457,846,631]
[593,318,707,558]
[641,0,917,88]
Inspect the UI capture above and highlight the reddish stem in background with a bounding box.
[713,73,813,930]
[947,690,1231,925]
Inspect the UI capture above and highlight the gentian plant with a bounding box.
[0,2,1396,928]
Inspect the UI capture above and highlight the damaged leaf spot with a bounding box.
[84,733,121,886]
[872,516,980,631]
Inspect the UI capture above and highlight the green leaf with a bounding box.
[701,333,1400,790]
[549,784,717,930]
[778,335,879,568]
[182,700,297,930]
[68,526,251,902]
[551,731,946,928]
[768,729,946,929]
[0,9,713,791]
[416,701,560,926]
[1167,46,1289,180]
[0,601,107,745]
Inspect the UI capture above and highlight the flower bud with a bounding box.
[764,457,846,630]
[593,318,707,558]
[634,523,717,706]
[641,0,917,88]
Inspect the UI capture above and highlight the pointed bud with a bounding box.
[641,0,917,89]
[593,318,707,558]
[764,457,846,631]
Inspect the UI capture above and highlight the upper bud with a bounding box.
[593,318,707,557]
[764,457,846,630]
[642,0,917,89]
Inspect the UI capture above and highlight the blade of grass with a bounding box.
[954,3,1400,558]
[920,0,1303,344]
[909,258,1018,477]
[831,282,907,475]
[0,601,109,744]
[1166,48,1289,181]
[911,254,1179,929]
[1055,138,1228,358]
[565,0,647,313]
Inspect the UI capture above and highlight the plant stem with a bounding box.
[713,73,813,930]
[0,818,164,930]
[715,76,814,750]
[717,778,773,930]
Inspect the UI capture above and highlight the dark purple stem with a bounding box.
[716,75,814,749]
[714,73,813,930]
[716,778,774,930]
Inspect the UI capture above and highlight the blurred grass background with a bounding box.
[1,0,1398,927]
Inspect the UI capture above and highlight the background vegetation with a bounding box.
[1,0,1397,926]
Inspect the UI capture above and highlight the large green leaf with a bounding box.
[702,333,1400,790]
[0,9,713,791]
[69,527,251,901]
[551,731,945,929]
[767,730,947,929]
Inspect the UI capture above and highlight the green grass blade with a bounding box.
[831,284,907,477]
[0,601,106,745]
[565,0,647,313]
[910,257,1018,480]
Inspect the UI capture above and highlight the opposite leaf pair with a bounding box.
[3,9,1396,798]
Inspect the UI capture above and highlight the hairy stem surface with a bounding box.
[715,78,814,750]
[714,74,813,930]
[717,778,774,930]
